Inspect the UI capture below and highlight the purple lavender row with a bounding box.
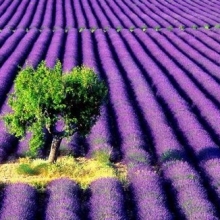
[137,0,193,27]
[162,0,219,25]
[0,0,4,6]
[128,0,171,28]
[211,28,220,36]
[0,0,12,17]
[0,183,37,219]
[110,0,145,28]
[163,161,218,219]
[103,0,133,28]
[200,0,220,11]
[126,0,171,28]
[29,0,47,29]
[0,29,12,47]
[72,0,87,28]
[0,119,17,163]
[185,28,220,54]
[64,0,75,28]
[134,29,220,205]
[41,0,55,29]
[45,29,65,68]
[0,0,20,29]
[187,0,220,13]
[24,29,52,68]
[176,28,220,70]
[63,29,78,72]
[146,0,204,26]
[128,165,173,219]
[163,29,220,103]
[87,0,111,28]
[0,29,26,67]
[80,30,113,157]
[160,0,213,26]
[45,178,81,220]
[0,29,39,102]
[89,178,127,220]
[94,30,150,167]
[199,29,220,46]
[54,0,64,29]
[108,29,183,162]
[175,28,220,66]
[81,30,98,69]
[158,29,220,134]
[17,0,39,29]
[93,30,173,219]
[80,0,98,28]
[154,0,209,25]
[129,0,164,27]
[4,0,30,29]
[87,106,113,158]
[96,0,121,28]
[109,29,217,219]
[173,0,220,22]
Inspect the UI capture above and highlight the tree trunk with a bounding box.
[48,135,62,163]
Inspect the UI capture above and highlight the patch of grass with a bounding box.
[155,25,161,31]
[0,153,127,190]
[141,25,147,32]
[192,24,198,30]
[204,24,210,30]
[116,26,122,32]
[129,26,135,32]
[179,25,185,31]
[167,26,173,31]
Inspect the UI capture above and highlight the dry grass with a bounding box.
[0,154,128,191]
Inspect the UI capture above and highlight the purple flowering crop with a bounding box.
[45,178,81,220]
[29,0,47,29]
[45,29,65,68]
[89,178,127,220]
[0,183,37,220]
[128,165,173,219]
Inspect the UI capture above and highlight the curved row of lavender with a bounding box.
[45,178,81,220]
[0,183,38,219]
[106,29,219,219]
[1,27,220,219]
[1,0,220,29]
[89,178,127,219]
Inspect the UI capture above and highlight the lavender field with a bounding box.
[1,0,220,219]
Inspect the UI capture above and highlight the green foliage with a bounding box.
[79,27,86,32]
[129,26,135,32]
[90,27,97,33]
[155,25,161,31]
[167,26,173,31]
[3,60,108,158]
[192,25,198,30]
[204,24,210,30]
[103,27,109,32]
[16,163,38,175]
[116,26,122,32]
[92,149,112,167]
[179,25,185,31]
[141,25,147,32]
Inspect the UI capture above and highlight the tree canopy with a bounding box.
[3,60,108,159]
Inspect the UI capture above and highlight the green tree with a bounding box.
[3,60,108,163]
